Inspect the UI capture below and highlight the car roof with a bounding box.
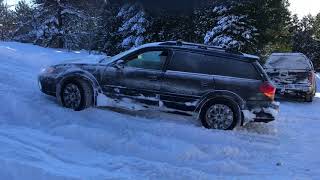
[140,41,260,62]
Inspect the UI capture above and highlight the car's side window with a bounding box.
[168,51,204,73]
[124,50,167,71]
[168,51,260,79]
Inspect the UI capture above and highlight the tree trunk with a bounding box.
[57,2,63,48]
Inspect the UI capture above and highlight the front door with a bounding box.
[104,49,169,106]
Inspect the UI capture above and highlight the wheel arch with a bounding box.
[195,91,246,125]
[56,70,102,107]
[195,91,246,112]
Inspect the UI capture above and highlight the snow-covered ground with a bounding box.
[0,42,319,180]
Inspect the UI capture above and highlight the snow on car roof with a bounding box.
[270,53,306,56]
[242,53,259,60]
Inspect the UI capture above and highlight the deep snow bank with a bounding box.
[0,42,319,179]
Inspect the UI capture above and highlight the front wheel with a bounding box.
[200,99,240,130]
[61,80,93,111]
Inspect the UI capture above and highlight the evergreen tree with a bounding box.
[117,3,150,50]
[32,0,90,49]
[314,13,320,40]
[292,14,320,69]
[193,6,216,43]
[13,0,35,42]
[6,0,293,57]
[289,14,301,33]
[148,13,195,42]
[204,1,258,52]
[248,0,291,54]
[92,1,123,55]
[0,0,15,40]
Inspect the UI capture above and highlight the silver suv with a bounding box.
[264,53,317,102]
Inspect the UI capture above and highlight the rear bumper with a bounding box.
[242,102,279,124]
[254,111,276,123]
[275,84,313,94]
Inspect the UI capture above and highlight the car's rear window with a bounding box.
[265,54,312,70]
[168,51,261,80]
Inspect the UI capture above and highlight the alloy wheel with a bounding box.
[62,83,82,109]
[205,104,234,130]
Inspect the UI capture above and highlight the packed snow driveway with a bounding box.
[0,42,319,179]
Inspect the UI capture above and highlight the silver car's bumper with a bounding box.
[276,83,312,94]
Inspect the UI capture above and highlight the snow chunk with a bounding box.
[242,53,259,60]
[242,110,256,125]
[262,107,279,119]
[97,93,146,111]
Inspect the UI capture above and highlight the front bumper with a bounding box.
[38,75,57,96]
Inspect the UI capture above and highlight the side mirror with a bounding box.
[114,60,124,69]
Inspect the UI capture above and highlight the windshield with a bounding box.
[265,54,312,70]
[101,47,141,63]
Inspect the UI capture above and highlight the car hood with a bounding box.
[54,57,111,66]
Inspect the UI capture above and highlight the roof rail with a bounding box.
[160,41,242,55]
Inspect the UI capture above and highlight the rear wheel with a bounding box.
[61,79,93,111]
[305,94,313,102]
[200,99,240,130]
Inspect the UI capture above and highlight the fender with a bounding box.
[195,90,246,113]
[55,69,102,106]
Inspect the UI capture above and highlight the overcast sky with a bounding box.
[4,0,320,18]
[289,0,320,18]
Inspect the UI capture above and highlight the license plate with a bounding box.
[285,84,294,89]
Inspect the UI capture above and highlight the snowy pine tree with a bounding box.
[148,12,195,43]
[315,13,320,40]
[91,1,123,55]
[204,3,258,51]
[0,0,15,40]
[292,15,320,69]
[193,7,215,43]
[13,0,35,42]
[32,0,90,49]
[117,3,150,50]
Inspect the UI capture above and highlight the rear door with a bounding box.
[161,50,215,111]
[205,56,267,108]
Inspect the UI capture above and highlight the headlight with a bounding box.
[41,67,56,74]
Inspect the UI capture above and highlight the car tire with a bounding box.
[200,99,241,130]
[305,94,313,102]
[61,79,93,111]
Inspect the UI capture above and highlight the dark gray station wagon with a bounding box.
[39,41,279,130]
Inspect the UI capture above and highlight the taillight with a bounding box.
[260,82,276,100]
[308,72,314,84]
